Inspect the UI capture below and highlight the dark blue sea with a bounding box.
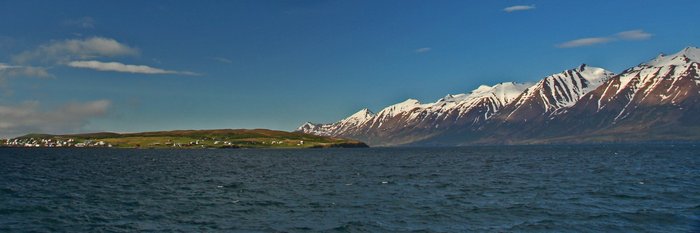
[1,145,699,232]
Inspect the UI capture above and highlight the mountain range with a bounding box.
[297,46,700,146]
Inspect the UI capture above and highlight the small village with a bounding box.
[0,137,307,148]
[1,138,112,148]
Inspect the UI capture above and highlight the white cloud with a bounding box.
[0,63,51,87]
[503,5,535,13]
[0,100,110,138]
[68,60,199,75]
[556,29,653,48]
[211,57,233,64]
[556,37,612,48]
[415,47,432,53]
[616,30,653,40]
[2,36,198,86]
[12,37,139,64]
[0,63,50,78]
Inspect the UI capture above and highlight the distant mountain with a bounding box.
[298,46,700,146]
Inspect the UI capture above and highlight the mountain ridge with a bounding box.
[298,46,700,146]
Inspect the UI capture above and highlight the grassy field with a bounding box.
[13,129,368,149]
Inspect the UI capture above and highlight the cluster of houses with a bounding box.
[145,140,234,148]
[1,138,112,148]
[146,139,307,148]
[269,141,285,145]
[157,140,206,148]
[267,140,304,146]
[213,141,239,146]
[0,137,309,148]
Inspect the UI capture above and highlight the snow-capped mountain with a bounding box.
[544,46,700,141]
[368,82,530,129]
[492,64,615,123]
[297,108,374,137]
[298,82,530,145]
[595,46,700,121]
[298,47,700,146]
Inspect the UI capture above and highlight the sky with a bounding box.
[1,0,699,137]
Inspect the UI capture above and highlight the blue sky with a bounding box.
[1,0,699,137]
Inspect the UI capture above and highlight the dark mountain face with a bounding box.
[299,47,700,146]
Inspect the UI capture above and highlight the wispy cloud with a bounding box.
[68,60,199,75]
[63,17,96,29]
[503,5,535,13]
[415,47,432,53]
[210,57,233,64]
[0,63,51,87]
[0,100,110,138]
[9,37,198,76]
[12,37,139,64]
[616,30,652,40]
[0,63,50,78]
[556,29,653,48]
[556,37,613,48]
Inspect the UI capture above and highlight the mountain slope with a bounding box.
[538,46,700,142]
[493,64,614,124]
[416,65,615,145]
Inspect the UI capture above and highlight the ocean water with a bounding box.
[0,145,698,232]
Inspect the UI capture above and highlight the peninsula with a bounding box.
[1,129,369,149]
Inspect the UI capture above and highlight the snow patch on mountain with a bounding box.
[401,82,532,125]
[645,46,700,67]
[375,99,423,119]
[616,47,700,96]
[507,65,615,119]
[340,108,375,125]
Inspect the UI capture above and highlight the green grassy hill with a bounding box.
[11,129,368,149]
